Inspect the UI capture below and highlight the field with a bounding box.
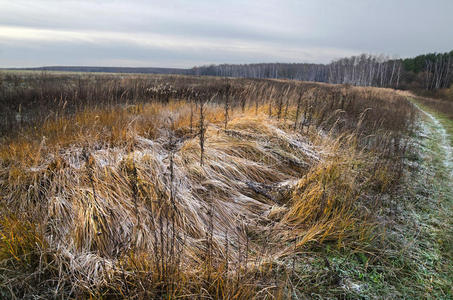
[0,72,451,299]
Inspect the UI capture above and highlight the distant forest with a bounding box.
[192,51,453,91]
[11,50,453,91]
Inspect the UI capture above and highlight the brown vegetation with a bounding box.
[0,72,416,298]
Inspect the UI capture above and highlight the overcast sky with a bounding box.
[0,0,452,68]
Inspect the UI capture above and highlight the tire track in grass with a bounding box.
[408,99,453,298]
[412,101,453,178]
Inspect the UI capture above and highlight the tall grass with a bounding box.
[0,72,416,298]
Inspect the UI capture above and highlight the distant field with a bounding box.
[1,66,190,75]
[1,72,451,299]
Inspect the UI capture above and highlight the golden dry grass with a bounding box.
[0,74,416,298]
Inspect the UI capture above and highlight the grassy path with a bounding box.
[402,99,453,298]
[412,100,453,172]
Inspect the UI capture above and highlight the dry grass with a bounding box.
[0,73,416,298]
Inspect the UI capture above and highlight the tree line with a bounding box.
[191,51,453,91]
[402,51,453,90]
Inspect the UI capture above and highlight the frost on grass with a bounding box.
[0,75,416,298]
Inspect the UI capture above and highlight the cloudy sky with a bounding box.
[0,0,452,68]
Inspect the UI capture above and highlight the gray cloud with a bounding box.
[0,0,452,67]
